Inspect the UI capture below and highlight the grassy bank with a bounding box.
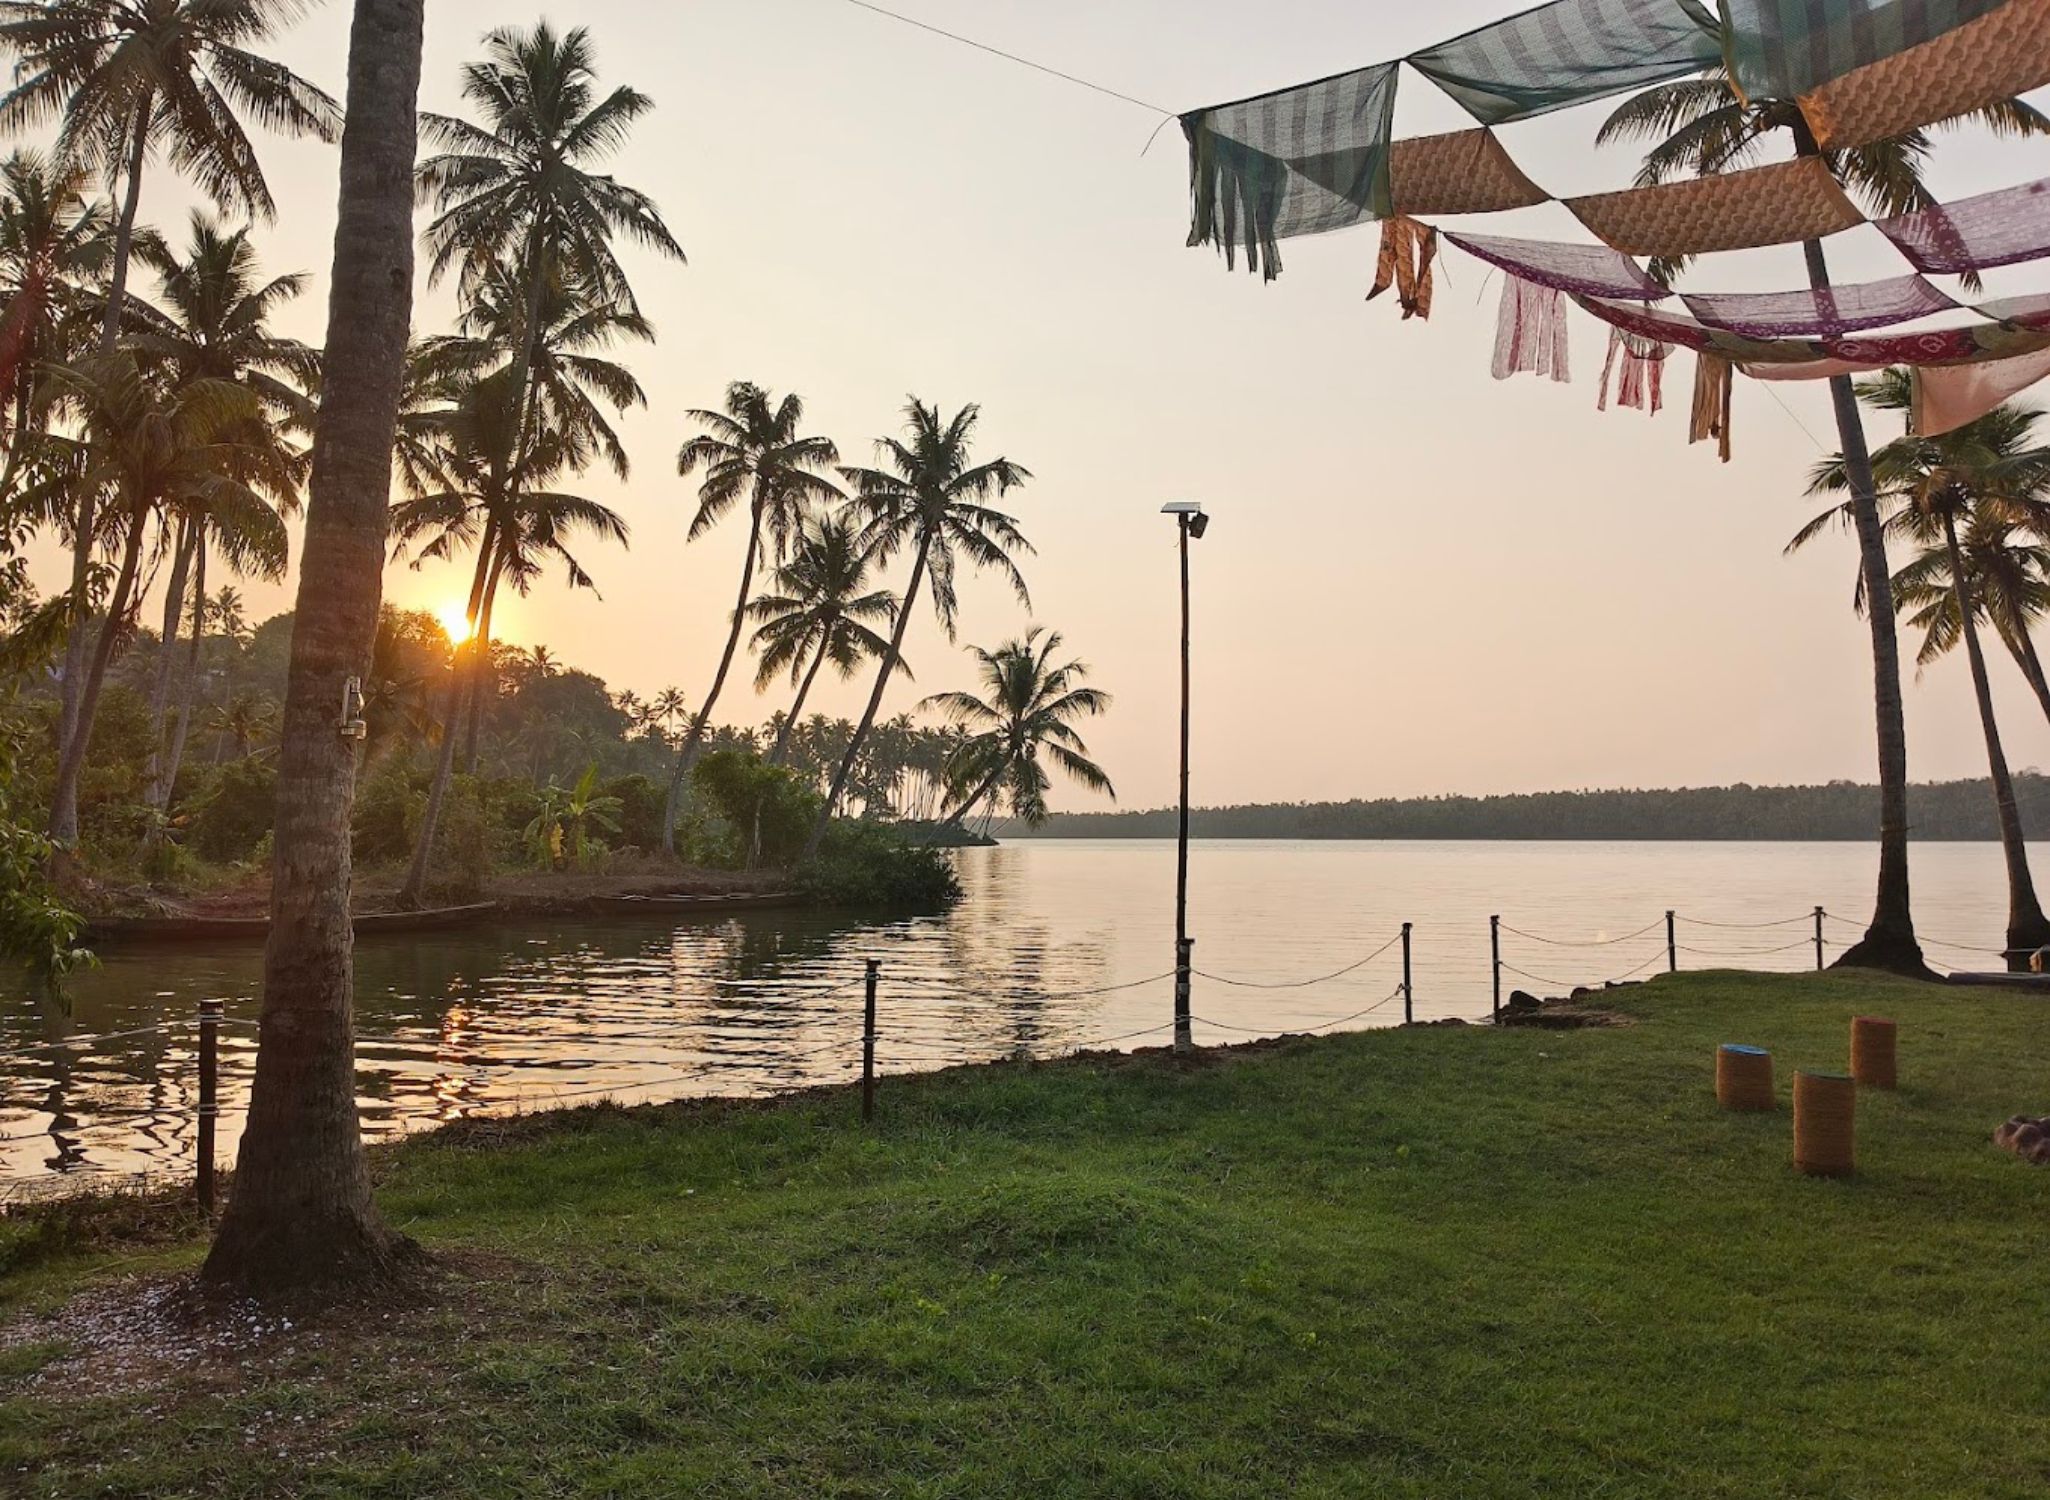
[4,971,2048,1497]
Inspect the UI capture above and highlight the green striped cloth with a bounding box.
[1721,0,2011,99]
[1184,62,1400,281]
[1410,0,1723,125]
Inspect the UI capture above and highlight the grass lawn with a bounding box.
[3,970,2048,1497]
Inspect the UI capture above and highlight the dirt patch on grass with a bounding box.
[0,1249,542,1403]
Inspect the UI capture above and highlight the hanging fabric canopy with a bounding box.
[1408,0,1720,125]
[1566,157,1865,256]
[1183,62,1400,280]
[1875,178,2050,275]
[1443,231,1671,299]
[1584,292,2050,365]
[1680,274,1957,337]
[1910,345,2050,435]
[1389,129,1550,216]
[1795,0,2050,147]
[1181,0,2049,280]
[1719,0,2008,102]
[1979,292,2050,329]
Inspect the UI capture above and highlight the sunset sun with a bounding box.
[436,600,476,642]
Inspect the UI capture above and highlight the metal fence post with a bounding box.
[1814,907,1826,971]
[1490,916,1501,1021]
[1666,911,1678,974]
[197,998,222,1213]
[1401,922,1413,1024]
[862,960,879,1124]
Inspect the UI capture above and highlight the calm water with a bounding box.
[1,839,2031,1193]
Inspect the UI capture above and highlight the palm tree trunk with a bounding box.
[398,526,498,908]
[663,504,764,853]
[941,763,1007,830]
[1790,130,1924,976]
[2000,626,2050,732]
[1942,511,2050,971]
[161,541,207,808]
[202,0,425,1298]
[48,502,148,843]
[142,516,197,810]
[51,103,154,848]
[463,557,506,778]
[802,535,930,861]
[769,640,830,766]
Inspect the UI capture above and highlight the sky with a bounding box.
[19,0,2050,811]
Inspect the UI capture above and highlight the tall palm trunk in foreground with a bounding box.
[203,0,425,1296]
[1792,128,1921,975]
[1939,508,2050,970]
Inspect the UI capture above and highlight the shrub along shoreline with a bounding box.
[4,970,2048,1496]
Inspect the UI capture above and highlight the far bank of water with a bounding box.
[2,839,2029,1191]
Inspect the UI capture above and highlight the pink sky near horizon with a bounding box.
[18,0,2050,812]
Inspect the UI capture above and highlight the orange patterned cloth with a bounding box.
[1566,158,1864,258]
[1389,129,1550,218]
[1368,216,1438,319]
[1802,0,2050,150]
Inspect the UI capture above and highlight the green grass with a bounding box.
[5,970,2050,1497]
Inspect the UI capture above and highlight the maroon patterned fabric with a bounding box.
[1681,275,1956,338]
[1580,294,2050,367]
[1875,178,2050,275]
[1444,231,1669,300]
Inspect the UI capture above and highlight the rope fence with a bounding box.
[3,901,2030,1201]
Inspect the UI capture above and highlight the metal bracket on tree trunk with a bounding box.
[339,676,368,741]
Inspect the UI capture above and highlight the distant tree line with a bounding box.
[999,777,2050,843]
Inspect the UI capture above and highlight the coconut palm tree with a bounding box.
[389,381,629,905]
[922,627,1113,829]
[1597,78,2048,975]
[0,0,339,846]
[202,0,425,1299]
[1801,372,2050,969]
[802,399,1032,859]
[0,150,107,483]
[416,262,650,773]
[128,211,314,808]
[747,516,901,765]
[1891,517,2050,731]
[416,20,680,470]
[665,382,844,839]
[20,351,295,844]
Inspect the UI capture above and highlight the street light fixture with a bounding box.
[1161,501,1208,1051]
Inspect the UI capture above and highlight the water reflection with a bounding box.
[3,839,2029,1192]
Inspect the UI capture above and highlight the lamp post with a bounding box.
[1162,501,1208,1052]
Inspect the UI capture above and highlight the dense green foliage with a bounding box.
[4,972,2047,1494]
[1004,774,2050,842]
[0,723,85,985]
[796,819,963,908]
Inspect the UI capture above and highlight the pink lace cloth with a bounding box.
[1875,178,2050,275]
[1493,277,1571,382]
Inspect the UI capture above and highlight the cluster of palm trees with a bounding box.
[1797,375,2050,966]
[1600,68,2050,972]
[0,4,1117,892]
[659,384,1114,860]
[0,0,336,855]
